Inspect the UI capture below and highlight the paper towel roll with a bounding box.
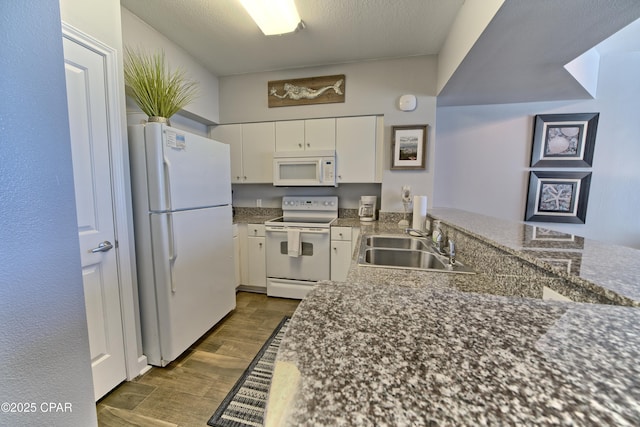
[412,196,428,230]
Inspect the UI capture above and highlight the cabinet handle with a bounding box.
[236,176,240,180]
[339,233,343,237]
[307,143,310,147]
[259,242,263,248]
[243,176,247,180]
[298,143,302,148]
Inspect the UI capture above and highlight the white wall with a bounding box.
[121,7,221,125]
[60,0,148,380]
[0,1,97,425]
[435,50,640,249]
[218,56,438,212]
[437,0,504,94]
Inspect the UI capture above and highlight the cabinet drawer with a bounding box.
[331,226,352,241]
[248,223,265,237]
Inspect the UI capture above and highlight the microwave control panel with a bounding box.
[323,159,335,182]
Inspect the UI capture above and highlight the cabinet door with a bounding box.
[247,236,266,288]
[336,116,377,183]
[331,240,352,282]
[242,122,275,183]
[210,124,243,183]
[305,118,336,151]
[275,120,305,151]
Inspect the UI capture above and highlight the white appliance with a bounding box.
[358,195,377,222]
[265,196,338,299]
[273,150,337,186]
[128,123,236,367]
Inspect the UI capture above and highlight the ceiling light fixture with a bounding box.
[240,0,302,36]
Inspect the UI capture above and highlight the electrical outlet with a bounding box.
[256,199,262,207]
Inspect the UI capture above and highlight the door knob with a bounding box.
[90,241,113,253]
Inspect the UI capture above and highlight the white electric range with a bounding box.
[264,196,338,299]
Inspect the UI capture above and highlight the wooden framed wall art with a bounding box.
[391,125,427,170]
[268,74,345,107]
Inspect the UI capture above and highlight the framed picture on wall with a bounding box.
[524,171,592,224]
[529,113,599,167]
[391,125,427,170]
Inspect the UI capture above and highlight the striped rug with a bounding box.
[208,316,290,427]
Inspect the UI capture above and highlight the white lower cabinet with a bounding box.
[331,226,359,281]
[246,224,266,289]
[236,223,267,290]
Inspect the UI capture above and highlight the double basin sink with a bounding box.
[358,235,474,274]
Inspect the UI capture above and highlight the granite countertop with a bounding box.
[265,209,640,426]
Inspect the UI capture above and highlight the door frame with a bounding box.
[62,22,148,381]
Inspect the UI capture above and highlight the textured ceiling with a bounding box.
[120,0,465,76]
[120,0,640,105]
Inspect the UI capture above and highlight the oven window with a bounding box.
[280,241,314,256]
[278,163,318,180]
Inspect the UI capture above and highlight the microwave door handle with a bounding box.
[318,160,324,183]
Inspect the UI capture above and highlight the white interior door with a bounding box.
[63,37,126,401]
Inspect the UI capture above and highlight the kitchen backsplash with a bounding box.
[231,183,381,209]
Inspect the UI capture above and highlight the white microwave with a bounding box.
[273,150,337,186]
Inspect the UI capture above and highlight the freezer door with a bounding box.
[145,205,236,366]
[144,123,231,211]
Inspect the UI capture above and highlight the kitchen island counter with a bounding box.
[269,281,640,426]
[265,209,640,426]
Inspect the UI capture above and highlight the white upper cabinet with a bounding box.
[210,122,275,183]
[210,124,243,183]
[336,116,381,183]
[213,116,381,184]
[275,118,336,152]
[241,122,275,183]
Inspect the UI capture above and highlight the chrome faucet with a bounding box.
[434,231,444,254]
[406,227,456,265]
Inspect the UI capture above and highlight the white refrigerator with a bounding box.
[128,123,236,367]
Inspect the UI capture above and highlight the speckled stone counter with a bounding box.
[265,209,640,426]
[428,208,640,306]
[269,282,640,426]
[232,207,281,224]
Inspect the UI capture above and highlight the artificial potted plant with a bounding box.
[123,47,198,125]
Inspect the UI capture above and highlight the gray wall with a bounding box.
[218,56,438,212]
[436,50,640,249]
[0,1,97,426]
[121,6,221,125]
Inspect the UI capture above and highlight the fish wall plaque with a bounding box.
[268,74,345,107]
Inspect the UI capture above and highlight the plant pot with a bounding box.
[147,116,170,126]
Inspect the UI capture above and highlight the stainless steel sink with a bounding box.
[365,236,429,250]
[358,234,475,274]
[362,248,445,269]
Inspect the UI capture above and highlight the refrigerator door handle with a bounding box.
[168,213,178,293]
[162,156,173,211]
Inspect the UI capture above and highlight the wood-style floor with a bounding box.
[96,291,300,427]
